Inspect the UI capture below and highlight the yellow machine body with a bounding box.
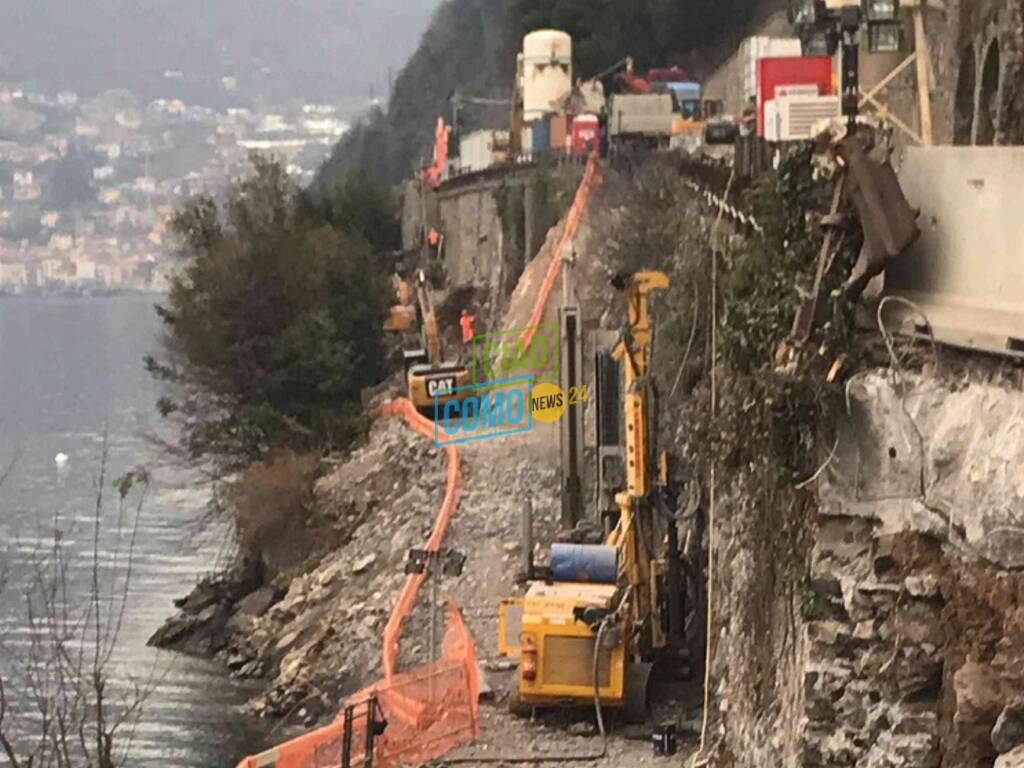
[500,583,626,707]
[672,98,725,135]
[407,363,472,416]
[405,270,472,418]
[500,270,671,713]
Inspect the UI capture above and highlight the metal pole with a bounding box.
[428,561,438,703]
[912,3,934,145]
[430,568,438,662]
[342,704,354,768]
[364,696,378,768]
[521,498,534,579]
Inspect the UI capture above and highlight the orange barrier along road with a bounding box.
[520,149,602,351]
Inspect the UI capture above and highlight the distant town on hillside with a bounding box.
[0,81,350,296]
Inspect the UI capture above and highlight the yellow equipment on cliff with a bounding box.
[404,270,472,418]
[672,97,726,137]
[498,269,687,720]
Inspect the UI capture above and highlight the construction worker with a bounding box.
[427,227,442,259]
[460,309,475,344]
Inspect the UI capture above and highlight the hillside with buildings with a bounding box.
[0,84,349,294]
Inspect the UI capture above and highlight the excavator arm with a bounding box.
[415,270,443,365]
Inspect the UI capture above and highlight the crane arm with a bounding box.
[589,56,634,83]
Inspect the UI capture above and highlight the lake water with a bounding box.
[0,295,268,767]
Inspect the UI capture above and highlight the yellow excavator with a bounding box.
[404,270,472,418]
[498,269,687,720]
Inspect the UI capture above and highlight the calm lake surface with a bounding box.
[0,295,268,767]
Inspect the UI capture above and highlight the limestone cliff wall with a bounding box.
[717,369,1024,767]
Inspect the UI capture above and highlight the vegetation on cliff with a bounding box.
[147,157,395,474]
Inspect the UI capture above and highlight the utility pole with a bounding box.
[559,240,584,529]
[403,548,467,697]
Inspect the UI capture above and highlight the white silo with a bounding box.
[522,29,572,121]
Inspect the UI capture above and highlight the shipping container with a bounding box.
[757,56,833,138]
[572,114,600,155]
[459,130,495,173]
[550,113,569,151]
[531,117,551,153]
[458,129,511,172]
[609,93,676,138]
[742,36,803,103]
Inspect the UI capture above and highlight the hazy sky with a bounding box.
[0,0,440,111]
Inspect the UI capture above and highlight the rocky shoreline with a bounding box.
[148,412,568,730]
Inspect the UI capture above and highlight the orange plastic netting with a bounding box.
[234,399,472,768]
[520,149,602,352]
[233,602,477,768]
[377,398,465,680]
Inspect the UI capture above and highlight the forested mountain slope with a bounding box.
[318,0,783,185]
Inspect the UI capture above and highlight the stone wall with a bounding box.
[397,165,578,319]
[717,369,1024,767]
[876,0,1024,150]
[699,0,1024,149]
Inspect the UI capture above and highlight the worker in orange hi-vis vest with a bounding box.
[460,309,475,344]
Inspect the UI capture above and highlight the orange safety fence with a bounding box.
[233,602,478,768]
[347,601,479,768]
[378,397,465,679]
[520,148,602,352]
[234,398,472,768]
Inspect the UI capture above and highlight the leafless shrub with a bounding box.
[233,450,320,574]
[0,448,153,768]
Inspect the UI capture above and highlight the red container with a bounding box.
[572,114,600,155]
[757,56,834,137]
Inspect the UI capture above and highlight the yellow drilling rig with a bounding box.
[499,269,688,721]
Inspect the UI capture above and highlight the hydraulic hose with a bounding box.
[432,618,613,765]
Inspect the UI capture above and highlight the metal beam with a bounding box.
[559,306,584,528]
[912,3,934,145]
[859,53,917,108]
[859,88,924,144]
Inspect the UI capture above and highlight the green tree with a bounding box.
[308,169,401,252]
[147,157,391,471]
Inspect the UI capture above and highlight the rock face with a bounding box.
[155,412,564,724]
[993,700,1024,755]
[149,558,266,655]
[997,745,1024,768]
[713,370,1024,767]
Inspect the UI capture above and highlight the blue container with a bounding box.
[550,543,618,584]
[530,117,550,153]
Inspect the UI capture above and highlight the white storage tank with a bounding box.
[522,29,572,120]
